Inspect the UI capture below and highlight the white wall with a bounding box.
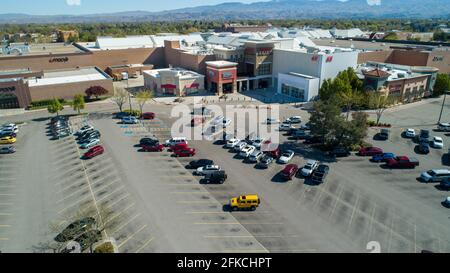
[277,73,320,102]
[273,49,358,87]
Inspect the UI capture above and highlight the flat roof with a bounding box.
[28,67,108,87]
[143,68,204,79]
[285,72,319,79]
[206,60,238,68]
[0,43,85,57]
[312,38,448,52]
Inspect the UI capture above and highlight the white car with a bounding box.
[80,138,100,149]
[266,118,279,124]
[248,150,264,162]
[301,160,319,177]
[405,128,416,138]
[1,124,18,134]
[278,150,295,164]
[233,141,247,152]
[226,138,241,148]
[438,123,450,132]
[279,123,293,131]
[251,138,265,148]
[222,118,232,128]
[432,136,444,149]
[122,116,138,124]
[165,137,188,146]
[287,116,302,124]
[195,165,221,176]
[443,197,450,208]
[239,145,256,158]
[76,125,94,136]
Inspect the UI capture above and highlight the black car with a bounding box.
[139,137,159,147]
[79,130,101,140]
[329,147,351,157]
[78,129,95,139]
[311,164,330,184]
[376,129,390,141]
[439,179,450,190]
[418,142,430,154]
[189,159,214,169]
[204,171,227,184]
[114,112,130,119]
[418,129,430,143]
[257,155,274,169]
[54,217,96,242]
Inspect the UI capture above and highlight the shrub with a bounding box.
[30,99,67,108]
[122,109,142,117]
[94,242,115,253]
[86,86,109,99]
[174,97,185,103]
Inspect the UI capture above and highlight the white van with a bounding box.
[420,169,450,183]
[165,137,188,146]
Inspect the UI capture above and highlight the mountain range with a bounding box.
[0,0,448,24]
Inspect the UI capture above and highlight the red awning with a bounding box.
[186,83,200,89]
[161,84,176,89]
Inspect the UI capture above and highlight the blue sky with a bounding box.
[0,0,268,15]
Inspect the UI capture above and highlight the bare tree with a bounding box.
[112,87,128,113]
[369,92,392,125]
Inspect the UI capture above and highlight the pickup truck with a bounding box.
[386,156,420,169]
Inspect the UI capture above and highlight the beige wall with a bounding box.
[28,79,113,102]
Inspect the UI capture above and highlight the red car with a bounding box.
[173,148,196,157]
[386,156,419,169]
[264,147,281,159]
[83,145,104,159]
[169,142,189,152]
[281,164,299,180]
[358,147,383,156]
[142,112,155,120]
[141,144,164,152]
[191,117,206,127]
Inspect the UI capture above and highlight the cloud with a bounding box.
[367,0,381,5]
[66,0,81,6]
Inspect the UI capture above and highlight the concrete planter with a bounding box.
[93,237,119,253]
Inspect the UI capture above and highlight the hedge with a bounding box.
[30,99,67,108]
[122,109,142,117]
[94,242,115,253]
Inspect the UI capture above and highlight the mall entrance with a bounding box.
[0,93,20,109]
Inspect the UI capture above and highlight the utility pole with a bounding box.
[438,91,448,124]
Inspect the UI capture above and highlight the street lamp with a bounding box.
[438,91,449,124]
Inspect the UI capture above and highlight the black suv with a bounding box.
[329,147,351,157]
[418,129,430,144]
[377,129,390,141]
[439,179,450,190]
[140,137,159,147]
[418,142,430,154]
[311,164,330,184]
[189,159,214,169]
[204,171,227,184]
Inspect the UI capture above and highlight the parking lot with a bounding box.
[0,95,448,253]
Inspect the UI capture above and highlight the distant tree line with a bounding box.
[0,19,448,43]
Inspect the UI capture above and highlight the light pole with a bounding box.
[438,91,448,124]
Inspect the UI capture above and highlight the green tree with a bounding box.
[72,94,85,114]
[433,74,450,97]
[47,98,64,116]
[135,90,154,119]
[383,32,398,40]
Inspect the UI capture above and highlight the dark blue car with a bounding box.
[371,153,396,163]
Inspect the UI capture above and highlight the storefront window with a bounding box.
[281,83,305,101]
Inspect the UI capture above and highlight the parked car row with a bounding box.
[0,123,16,154]
[49,116,72,139]
[75,124,101,150]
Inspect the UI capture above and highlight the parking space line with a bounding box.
[104,202,136,225]
[329,184,345,219]
[387,214,395,253]
[0,238,9,241]
[170,191,210,194]
[177,201,218,204]
[0,194,15,196]
[56,185,90,203]
[110,213,141,235]
[367,203,377,242]
[58,195,92,215]
[194,222,283,225]
[102,192,130,209]
[134,236,155,253]
[346,191,361,231]
[96,185,125,203]
[205,235,299,238]
[0,225,11,228]
[117,224,147,249]
[0,203,13,206]
[0,213,13,216]
[92,180,119,195]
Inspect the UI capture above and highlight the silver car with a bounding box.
[248,150,264,162]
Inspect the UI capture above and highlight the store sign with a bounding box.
[0,86,16,92]
[222,72,233,79]
[311,55,319,62]
[49,57,69,63]
[432,56,444,62]
[326,56,333,63]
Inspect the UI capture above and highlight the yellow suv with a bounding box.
[229,195,260,211]
[0,136,16,145]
